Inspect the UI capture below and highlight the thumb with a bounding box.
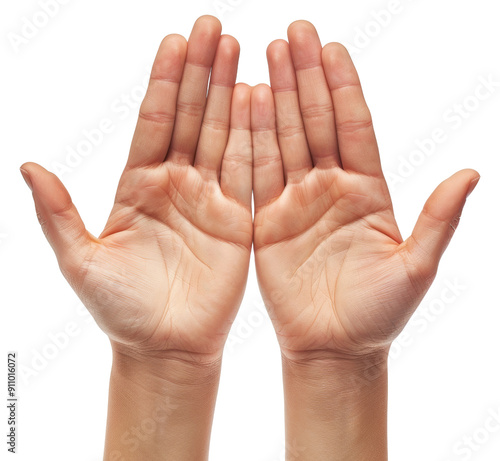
[403,169,480,280]
[20,162,93,279]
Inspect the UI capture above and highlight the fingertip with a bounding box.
[443,169,480,200]
[21,161,45,171]
[467,173,480,197]
[287,19,316,39]
[251,84,275,126]
[456,168,480,181]
[266,39,289,62]
[20,166,33,191]
[25,165,71,213]
[216,36,240,81]
[415,169,479,248]
[194,15,222,36]
[152,34,187,79]
[231,83,252,129]
[234,81,251,92]
[453,168,480,186]
[19,162,52,191]
[210,34,240,87]
[287,20,322,69]
[322,42,350,62]
[159,34,188,55]
[322,42,353,75]
[20,161,31,170]
[219,34,240,57]
[251,83,273,105]
[20,161,38,174]
[233,82,252,104]
[192,17,222,52]
[322,42,358,89]
[188,15,223,66]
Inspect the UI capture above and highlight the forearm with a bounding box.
[282,351,388,461]
[103,346,221,461]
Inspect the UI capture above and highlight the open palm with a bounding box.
[21,17,253,362]
[252,22,479,360]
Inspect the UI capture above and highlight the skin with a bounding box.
[251,21,479,460]
[21,16,253,461]
[20,15,479,461]
[20,16,253,364]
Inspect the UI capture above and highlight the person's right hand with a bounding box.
[20,16,253,365]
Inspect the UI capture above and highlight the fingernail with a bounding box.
[466,176,480,198]
[20,168,33,191]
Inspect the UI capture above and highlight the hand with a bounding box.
[252,20,479,363]
[20,16,253,364]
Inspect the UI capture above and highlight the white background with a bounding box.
[2,0,500,460]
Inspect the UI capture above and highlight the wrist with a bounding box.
[110,343,222,396]
[104,345,222,461]
[281,349,389,394]
[281,351,389,461]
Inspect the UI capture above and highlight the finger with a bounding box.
[402,169,480,281]
[267,39,312,183]
[194,35,240,180]
[322,43,383,176]
[20,162,93,282]
[287,21,340,168]
[167,15,222,165]
[221,83,253,209]
[251,84,285,210]
[126,34,187,169]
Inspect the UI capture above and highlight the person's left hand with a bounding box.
[251,21,479,363]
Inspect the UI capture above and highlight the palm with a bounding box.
[255,167,419,355]
[252,22,478,360]
[77,164,251,355]
[23,17,254,361]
